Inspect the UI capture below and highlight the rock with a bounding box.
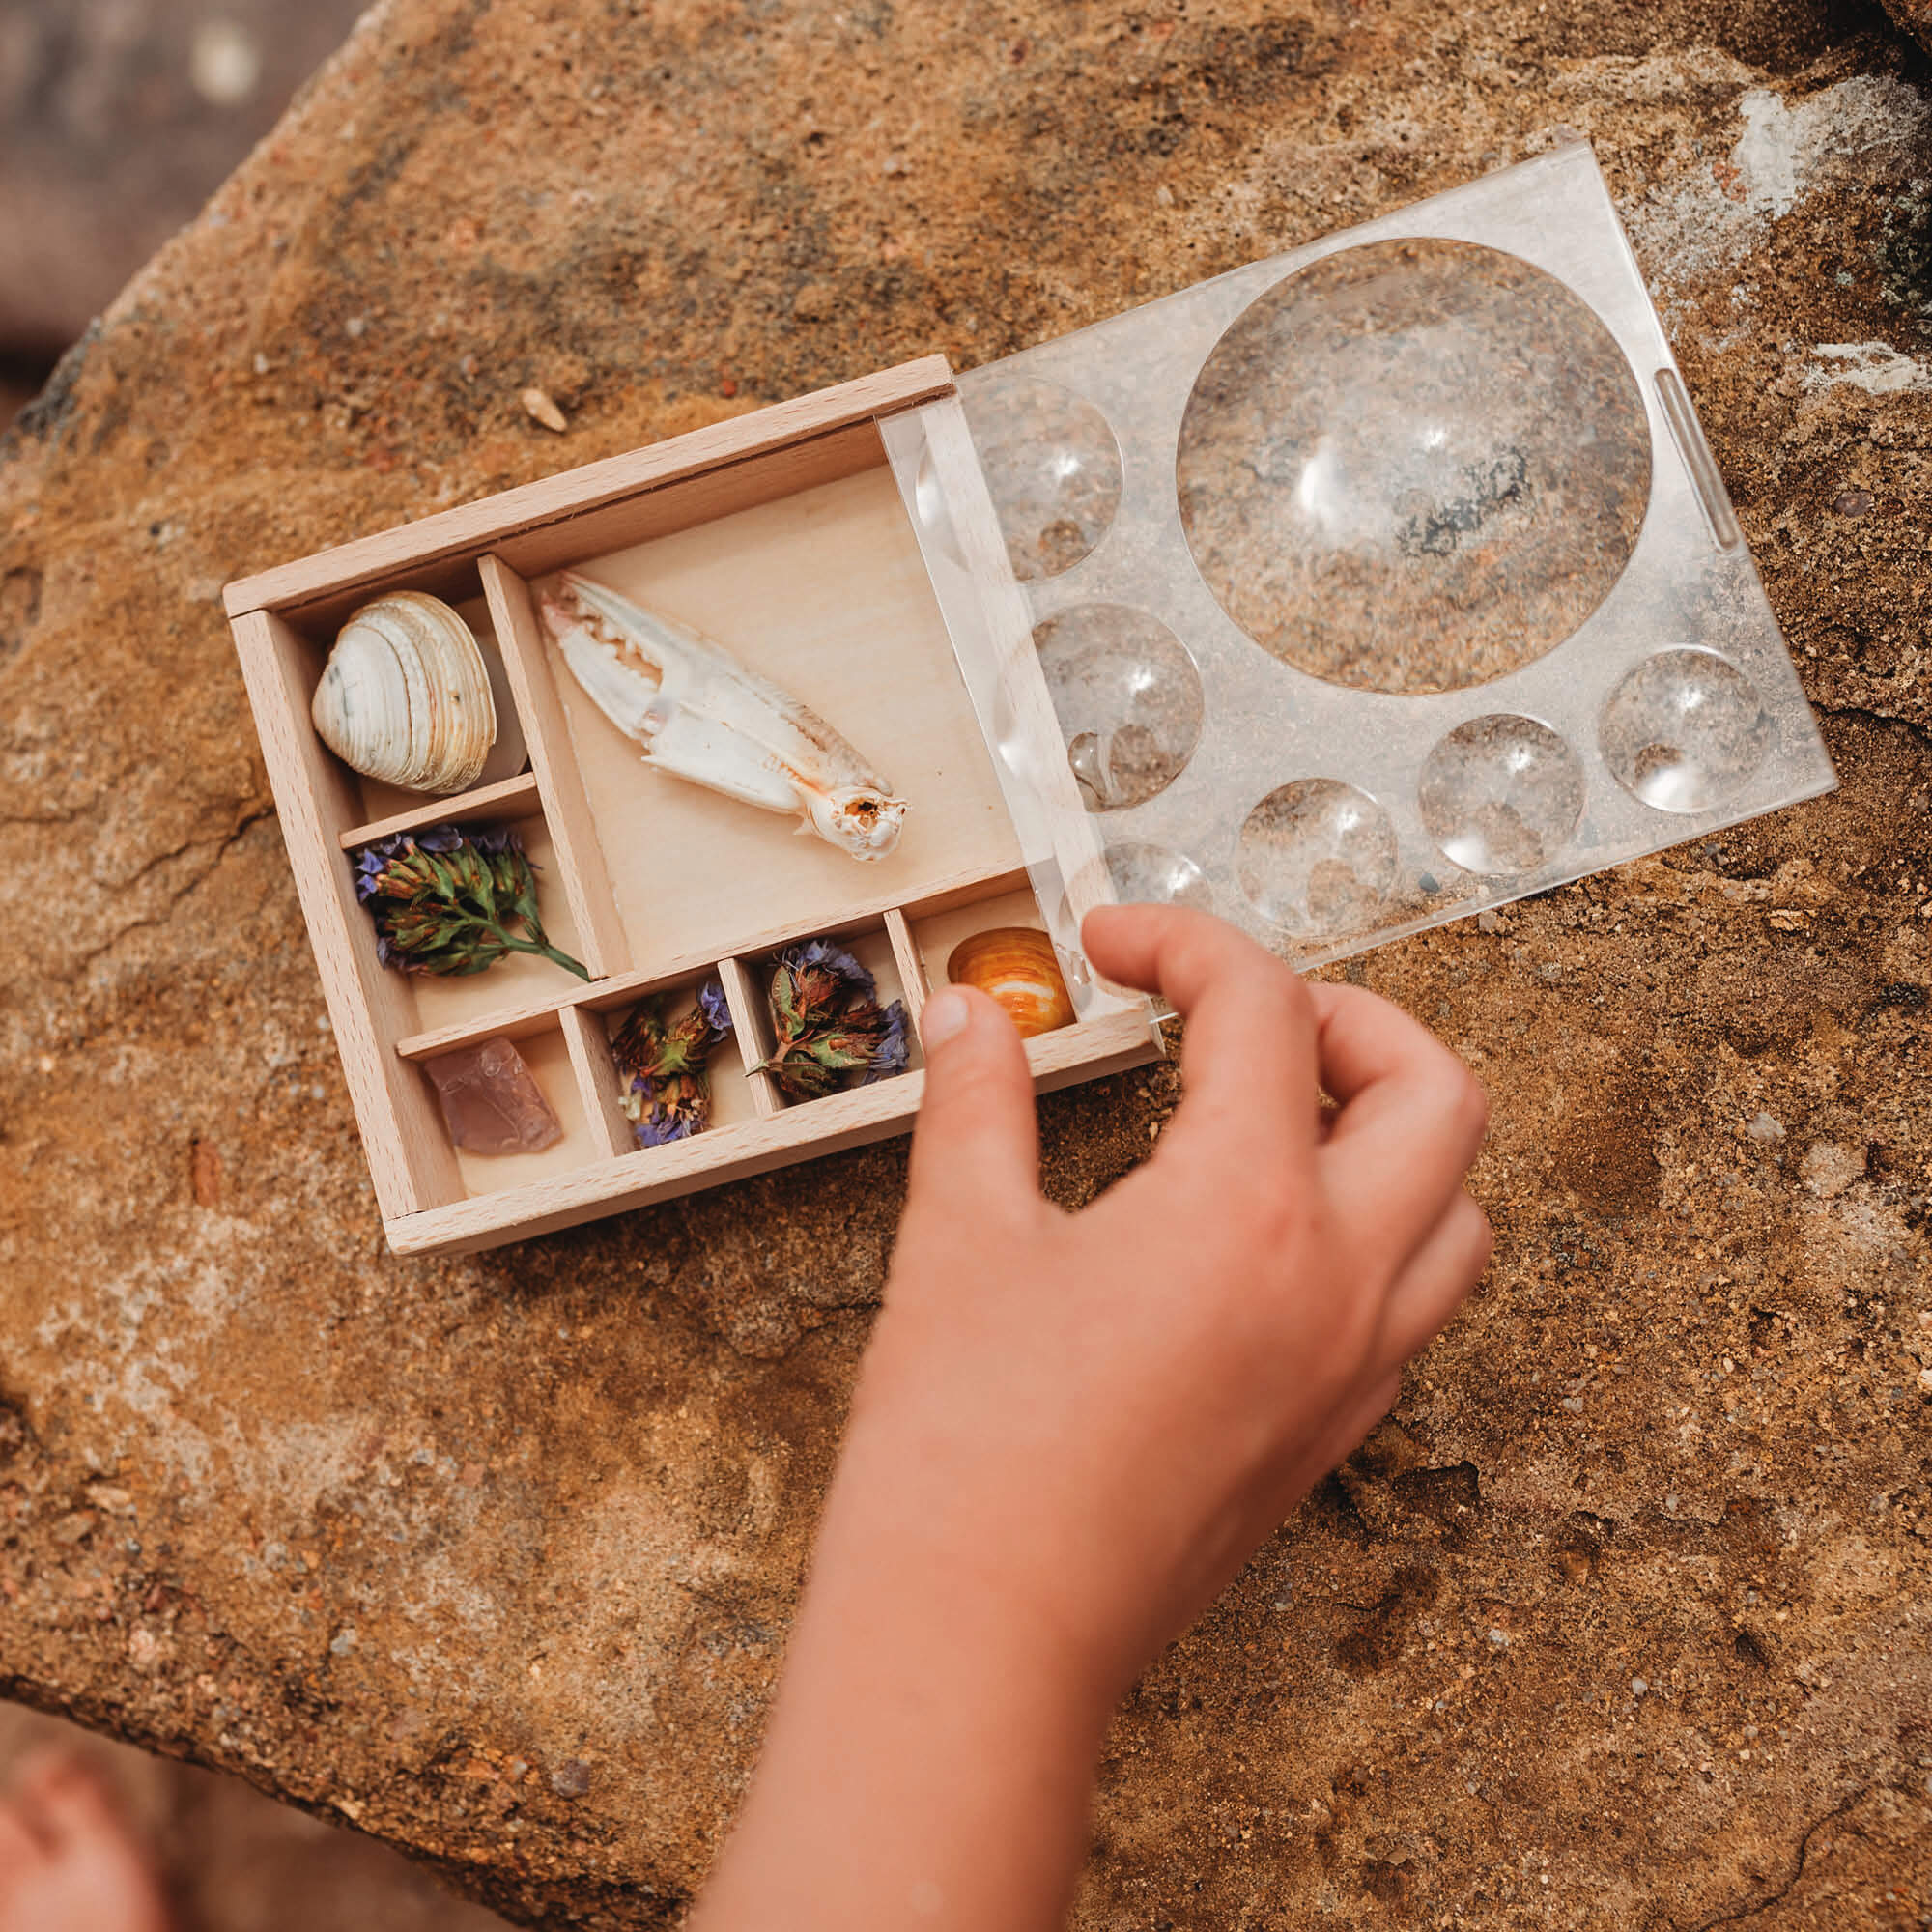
[1746,1111,1786,1142]
[548,1759,591,1800]
[423,1038,563,1155]
[1800,1140,1863,1198]
[4,1,1932,1926]
[1879,0,1932,57]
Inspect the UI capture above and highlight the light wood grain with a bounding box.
[480,554,630,979]
[714,955,782,1120]
[337,772,541,850]
[230,610,464,1218]
[883,907,928,1027]
[559,1005,635,1160]
[223,358,955,619]
[492,422,886,586]
[386,1006,1162,1255]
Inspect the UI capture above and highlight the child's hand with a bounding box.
[846,901,1492,1701]
[696,904,1491,1932]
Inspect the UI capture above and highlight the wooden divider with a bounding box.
[559,1007,636,1161]
[387,863,1028,1064]
[337,772,541,850]
[479,554,629,979]
[883,908,929,1027]
[714,955,782,1119]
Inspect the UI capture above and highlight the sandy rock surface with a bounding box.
[3,0,1930,1925]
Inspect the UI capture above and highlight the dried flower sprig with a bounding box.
[611,980,735,1147]
[350,824,589,980]
[756,938,910,1103]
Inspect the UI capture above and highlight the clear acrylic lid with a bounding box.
[884,142,1833,993]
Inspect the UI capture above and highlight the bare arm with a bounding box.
[693,904,1492,1932]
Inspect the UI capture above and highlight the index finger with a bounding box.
[1307,980,1489,1259]
[1082,903,1318,1179]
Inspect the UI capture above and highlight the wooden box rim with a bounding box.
[224,355,1163,1257]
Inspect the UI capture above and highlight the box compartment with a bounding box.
[588,979,762,1146]
[423,1023,601,1202]
[730,919,923,1115]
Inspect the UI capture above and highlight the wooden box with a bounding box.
[224,358,1163,1256]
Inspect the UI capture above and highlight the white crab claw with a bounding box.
[542,573,908,862]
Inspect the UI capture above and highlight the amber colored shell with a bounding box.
[946,926,1075,1037]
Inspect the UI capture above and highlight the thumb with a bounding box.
[905,984,1041,1213]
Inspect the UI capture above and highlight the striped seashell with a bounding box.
[312,592,497,795]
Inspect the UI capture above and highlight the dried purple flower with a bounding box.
[633,1099,696,1149]
[789,937,875,997]
[611,979,734,1146]
[348,823,588,980]
[696,978,734,1038]
[757,938,909,1104]
[864,1000,910,1084]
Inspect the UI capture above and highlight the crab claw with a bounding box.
[542,571,910,863]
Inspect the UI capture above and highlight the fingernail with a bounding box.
[921,987,971,1048]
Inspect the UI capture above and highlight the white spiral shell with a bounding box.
[311,591,497,795]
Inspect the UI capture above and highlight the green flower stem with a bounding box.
[497,933,591,980]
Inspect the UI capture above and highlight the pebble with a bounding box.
[1631,1677,1648,1695]
[521,386,569,433]
[1746,1112,1785,1143]
[1477,910,1501,934]
[550,1758,592,1799]
[1833,488,1873,518]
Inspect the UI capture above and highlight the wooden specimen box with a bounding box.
[225,359,1164,1256]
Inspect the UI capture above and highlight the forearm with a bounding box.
[693,1423,1117,1932]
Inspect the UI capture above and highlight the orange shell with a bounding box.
[946,926,1075,1037]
